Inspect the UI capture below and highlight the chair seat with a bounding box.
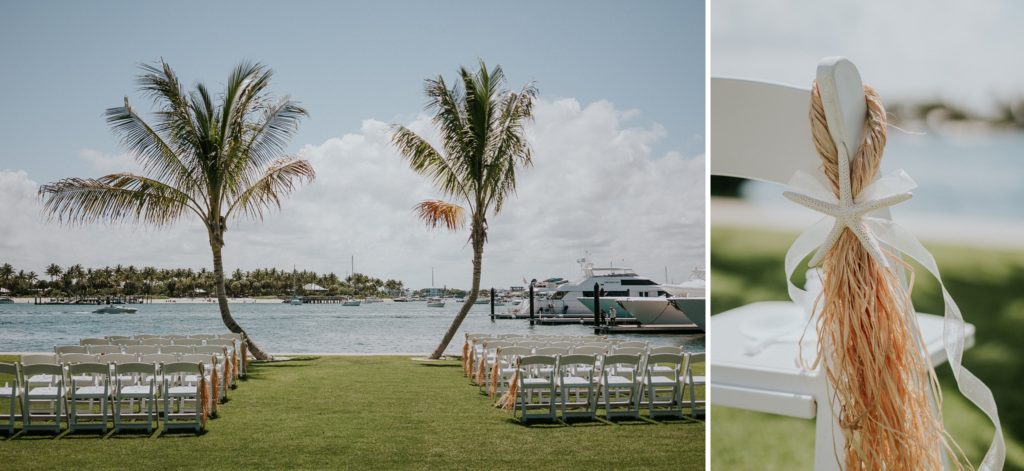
[691,375,706,384]
[73,386,107,396]
[560,376,591,386]
[28,374,55,384]
[603,375,633,387]
[646,376,678,386]
[27,387,62,398]
[119,385,154,395]
[167,386,197,395]
[0,387,17,396]
[522,377,552,388]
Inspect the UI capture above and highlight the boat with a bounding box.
[668,297,706,331]
[93,305,138,314]
[473,298,489,305]
[0,297,13,304]
[289,295,302,305]
[394,297,410,302]
[426,297,445,308]
[364,297,382,304]
[578,297,635,318]
[613,297,705,329]
[342,299,361,306]
[288,266,302,305]
[662,266,707,298]
[544,257,666,317]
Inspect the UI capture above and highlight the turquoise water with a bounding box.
[0,302,704,354]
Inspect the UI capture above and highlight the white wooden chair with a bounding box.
[54,345,88,355]
[160,345,194,355]
[20,363,65,433]
[641,353,686,418]
[682,352,705,418]
[599,354,642,420]
[557,354,598,420]
[512,355,558,423]
[490,346,531,396]
[124,345,160,355]
[161,362,205,433]
[0,363,21,434]
[112,362,157,433]
[67,362,110,433]
[21,354,59,388]
[710,57,974,470]
[88,345,122,355]
[180,353,224,404]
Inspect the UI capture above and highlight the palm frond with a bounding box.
[225,157,315,221]
[235,97,308,186]
[104,98,199,193]
[391,125,468,200]
[38,173,199,227]
[415,200,465,231]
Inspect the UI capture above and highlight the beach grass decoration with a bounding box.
[488,357,500,397]
[497,359,520,410]
[475,350,488,385]
[461,340,469,373]
[211,365,220,416]
[241,340,248,377]
[798,82,958,468]
[199,365,211,427]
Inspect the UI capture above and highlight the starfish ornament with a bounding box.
[783,144,912,268]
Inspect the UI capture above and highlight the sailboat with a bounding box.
[289,267,302,305]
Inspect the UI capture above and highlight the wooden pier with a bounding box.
[286,296,363,304]
[595,323,704,334]
[34,296,151,305]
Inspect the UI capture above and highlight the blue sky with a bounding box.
[0,0,705,289]
[1,0,704,181]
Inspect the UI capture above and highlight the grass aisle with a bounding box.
[710,225,1024,470]
[1,355,703,470]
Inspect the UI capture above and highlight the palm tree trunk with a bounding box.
[210,234,273,360]
[429,237,484,359]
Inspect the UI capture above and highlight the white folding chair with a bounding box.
[124,345,160,355]
[512,355,558,423]
[641,353,686,418]
[54,345,88,355]
[710,57,974,470]
[161,362,205,433]
[20,363,65,433]
[87,345,122,355]
[160,345,194,355]
[0,363,21,434]
[180,353,224,405]
[599,354,641,420]
[22,354,59,388]
[139,338,171,346]
[489,346,531,397]
[111,338,141,347]
[112,362,157,433]
[682,353,705,418]
[67,362,110,433]
[557,354,598,420]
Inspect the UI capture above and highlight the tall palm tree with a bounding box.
[392,61,536,359]
[39,60,314,360]
[45,263,63,283]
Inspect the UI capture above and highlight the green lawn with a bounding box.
[1,355,704,470]
[710,225,1024,470]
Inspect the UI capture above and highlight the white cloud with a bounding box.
[1,98,705,289]
[76,149,136,175]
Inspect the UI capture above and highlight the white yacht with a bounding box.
[426,297,445,308]
[614,297,705,331]
[662,266,706,298]
[543,258,666,317]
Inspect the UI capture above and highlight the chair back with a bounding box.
[534,347,567,356]
[173,338,203,346]
[160,345,194,355]
[141,354,178,364]
[103,353,139,365]
[111,339,141,346]
[603,354,640,368]
[21,354,58,365]
[572,346,606,356]
[105,335,131,340]
[193,346,226,357]
[60,353,100,364]
[139,338,171,346]
[124,345,160,355]
[206,339,234,349]
[612,347,645,356]
[166,334,191,340]
[55,345,89,354]
[646,353,685,375]
[114,362,156,376]
[191,334,218,340]
[179,353,216,367]
[558,354,597,373]
[650,346,684,355]
[0,362,18,379]
[69,362,110,377]
[22,363,63,377]
[80,338,110,346]
[161,361,203,376]
[134,334,163,339]
[88,345,122,355]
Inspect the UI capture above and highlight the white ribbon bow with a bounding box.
[783,167,1005,470]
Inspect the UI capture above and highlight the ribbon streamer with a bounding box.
[784,168,1005,470]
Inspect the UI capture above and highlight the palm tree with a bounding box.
[392,61,536,359]
[39,60,314,360]
[45,264,62,283]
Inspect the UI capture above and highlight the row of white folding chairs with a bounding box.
[478,346,689,396]
[465,337,657,383]
[24,352,234,403]
[501,352,705,422]
[1,360,210,434]
[57,342,234,357]
[79,336,235,348]
[82,334,247,378]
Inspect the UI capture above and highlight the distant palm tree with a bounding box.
[39,60,314,360]
[392,61,536,359]
[45,263,62,283]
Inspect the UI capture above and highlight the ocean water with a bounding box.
[743,132,1024,219]
[0,301,704,354]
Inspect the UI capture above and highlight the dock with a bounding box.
[595,323,704,334]
[34,296,150,305]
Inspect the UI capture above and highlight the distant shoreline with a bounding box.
[5,297,288,305]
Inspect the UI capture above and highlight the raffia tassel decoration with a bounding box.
[461,340,469,373]
[232,349,239,382]
[199,370,210,428]
[488,358,501,397]
[475,349,488,385]
[210,364,220,417]
[807,82,964,470]
[497,360,520,410]
[466,348,475,380]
